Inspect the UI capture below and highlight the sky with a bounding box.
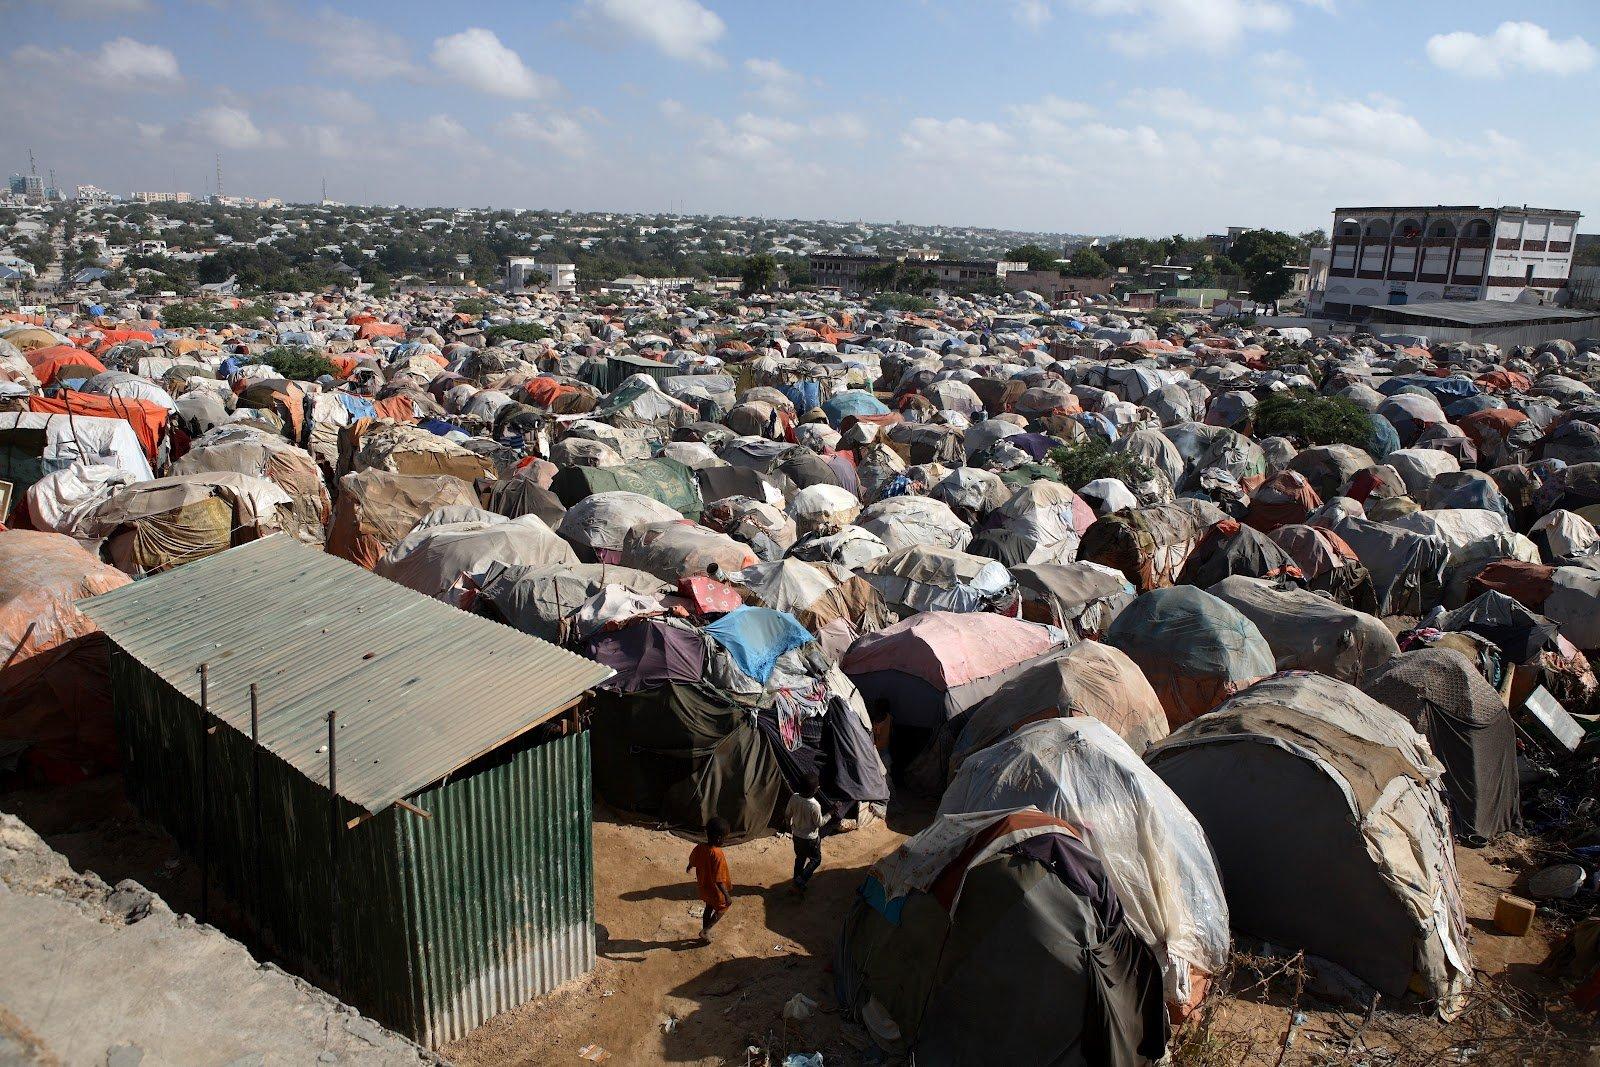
[5,0,1598,236]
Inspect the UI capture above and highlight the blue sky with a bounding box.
[6,0,1598,235]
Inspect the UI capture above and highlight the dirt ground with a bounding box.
[6,776,1597,1066]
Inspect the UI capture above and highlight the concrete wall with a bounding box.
[0,812,437,1066]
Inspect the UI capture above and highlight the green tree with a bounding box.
[1065,248,1113,278]
[1005,243,1061,272]
[740,254,780,296]
[1228,229,1301,308]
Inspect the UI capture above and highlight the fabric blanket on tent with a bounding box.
[704,606,814,684]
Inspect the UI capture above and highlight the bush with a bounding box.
[1048,437,1153,490]
[249,346,337,382]
[1253,391,1374,449]
[870,292,933,313]
[454,297,491,317]
[160,300,274,329]
[485,322,551,345]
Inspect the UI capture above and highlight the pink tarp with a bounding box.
[842,610,1058,690]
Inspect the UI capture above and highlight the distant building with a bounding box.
[808,252,1027,293]
[506,257,576,293]
[130,191,192,204]
[134,240,168,257]
[9,174,43,200]
[1316,204,1580,318]
[75,184,115,204]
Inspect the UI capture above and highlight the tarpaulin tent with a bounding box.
[858,495,973,553]
[1077,503,1204,593]
[173,424,330,543]
[589,683,784,841]
[1207,575,1398,683]
[28,391,169,464]
[1010,560,1135,635]
[1364,648,1518,840]
[474,561,668,644]
[586,618,706,693]
[1105,586,1275,729]
[375,509,578,606]
[940,717,1229,1014]
[858,544,1015,615]
[324,469,479,569]
[953,641,1168,767]
[843,611,1063,731]
[557,491,682,564]
[550,456,703,519]
[620,520,757,583]
[0,530,130,782]
[836,808,1169,1065]
[1148,673,1473,1015]
[703,606,814,685]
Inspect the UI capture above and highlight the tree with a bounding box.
[740,254,779,296]
[1005,243,1061,272]
[1065,248,1112,278]
[1228,229,1301,308]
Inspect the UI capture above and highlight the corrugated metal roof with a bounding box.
[82,535,613,814]
[1371,300,1600,327]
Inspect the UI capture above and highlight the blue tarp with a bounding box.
[820,389,889,428]
[1366,412,1401,460]
[781,379,821,413]
[419,417,458,437]
[703,606,813,684]
[335,393,377,419]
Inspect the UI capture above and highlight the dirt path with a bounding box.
[445,806,922,1066]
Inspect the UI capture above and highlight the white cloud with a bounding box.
[807,113,869,141]
[1427,21,1596,78]
[186,105,268,149]
[1008,94,1095,139]
[431,28,556,99]
[1288,99,1431,155]
[1122,87,1241,131]
[1013,0,1053,28]
[743,57,805,110]
[1068,0,1294,54]
[579,0,726,68]
[500,112,595,157]
[902,117,1013,157]
[11,37,181,89]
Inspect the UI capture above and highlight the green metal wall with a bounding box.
[108,648,594,1046]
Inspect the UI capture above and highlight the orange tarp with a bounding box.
[25,345,107,386]
[28,392,169,461]
[357,321,405,340]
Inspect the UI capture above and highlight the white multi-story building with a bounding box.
[505,257,576,293]
[129,190,192,204]
[75,184,115,204]
[1314,204,1580,317]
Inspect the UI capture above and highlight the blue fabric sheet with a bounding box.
[704,606,813,684]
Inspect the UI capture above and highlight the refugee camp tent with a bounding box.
[325,469,479,569]
[1364,648,1519,840]
[953,640,1169,767]
[85,472,293,575]
[858,495,973,553]
[1208,575,1399,683]
[1105,586,1275,728]
[1147,673,1472,1014]
[0,530,130,781]
[729,557,893,660]
[620,520,757,582]
[473,561,668,644]
[940,717,1230,1014]
[858,544,1016,616]
[557,491,683,564]
[173,424,330,543]
[843,611,1063,731]
[550,456,702,519]
[1076,503,1204,592]
[837,808,1170,1065]
[374,509,579,605]
[1010,560,1136,635]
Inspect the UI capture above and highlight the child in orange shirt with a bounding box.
[686,817,732,943]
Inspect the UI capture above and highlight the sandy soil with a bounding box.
[445,804,925,1066]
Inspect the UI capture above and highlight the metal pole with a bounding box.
[198,662,210,924]
[249,683,261,927]
[326,710,342,988]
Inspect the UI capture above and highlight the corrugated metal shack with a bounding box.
[80,535,615,1047]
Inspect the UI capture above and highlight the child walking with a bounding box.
[787,774,824,893]
[686,817,732,943]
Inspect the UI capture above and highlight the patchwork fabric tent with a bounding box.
[837,808,1170,1065]
[1207,575,1399,684]
[1148,673,1473,1015]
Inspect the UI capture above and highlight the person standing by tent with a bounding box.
[687,817,733,943]
[788,774,824,893]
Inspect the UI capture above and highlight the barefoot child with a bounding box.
[687,817,732,942]
[787,773,824,892]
